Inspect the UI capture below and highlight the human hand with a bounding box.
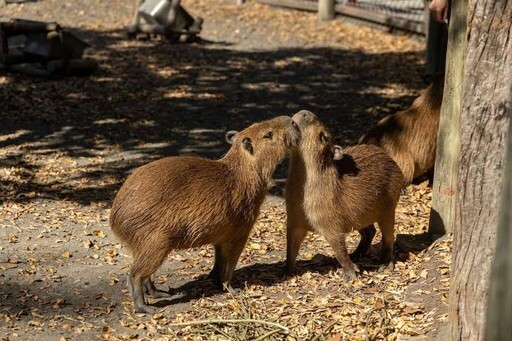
[429,0,449,23]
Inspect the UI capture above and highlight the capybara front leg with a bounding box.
[285,223,308,276]
[325,233,359,281]
[221,236,249,293]
[208,244,227,288]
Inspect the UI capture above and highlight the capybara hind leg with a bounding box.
[378,213,396,268]
[130,248,168,313]
[325,233,359,281]
[130,274,156,314]
[351,224,376,261]
[208,244,227,288]
[285,223,309,276]
[143,278,171,298]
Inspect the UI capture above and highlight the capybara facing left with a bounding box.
[359,76,444,184]
[285,111,404,280]
[110,116,300,313]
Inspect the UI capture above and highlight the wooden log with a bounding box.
[318,0,335,21]
[428,0,467,235]
[8,63,54,78]
[0,53,39,66]
[1,19,59,36]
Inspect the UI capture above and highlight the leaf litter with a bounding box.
[0,0,449,340]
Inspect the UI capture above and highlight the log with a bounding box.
[428,0,466,235]
[0,19,59,35]
[0,53,39,66]
[8,63,54,78]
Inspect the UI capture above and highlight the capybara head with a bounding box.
[292,110,343,165]
[226,115,300,178]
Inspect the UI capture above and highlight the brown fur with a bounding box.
[285,110,404,280]
[110,116,300,313]
[359,76,444,184]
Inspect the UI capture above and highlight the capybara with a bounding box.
[285,110,404,280]
[359,76,444,184]
[110,116,300,313]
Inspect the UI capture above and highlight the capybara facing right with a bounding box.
[359,76,444,184]
[110,116,300,313]
[285,111,404,280]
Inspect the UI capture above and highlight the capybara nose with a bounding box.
[292,110,314,124]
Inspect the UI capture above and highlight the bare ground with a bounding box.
[0,1,450,340]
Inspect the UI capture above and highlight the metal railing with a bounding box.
[258,0,427,34]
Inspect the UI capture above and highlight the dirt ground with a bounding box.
[0,0,450,340]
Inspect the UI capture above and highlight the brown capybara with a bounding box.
[359,76,444,184]
[110,116,300,313]
[285,110,404,280]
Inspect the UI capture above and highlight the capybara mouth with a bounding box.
[289,120,301,146]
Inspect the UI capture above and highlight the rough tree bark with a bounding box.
[449,0,512,339]
[428,0,466,235]
[484,110,512,340]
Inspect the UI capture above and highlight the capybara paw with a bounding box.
[134,304,157,314]
[341,269,357,281]
[378,262,394,272]
[223,283,241,294]
[149,289,172,299]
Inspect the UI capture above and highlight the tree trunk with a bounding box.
[428,0,466,235]
[484,111,512,340]
[449,0,512,339]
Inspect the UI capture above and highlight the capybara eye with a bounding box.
[319,132,328,143]
[263,131,273,139]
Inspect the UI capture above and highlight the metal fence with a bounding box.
[258,0,427,34]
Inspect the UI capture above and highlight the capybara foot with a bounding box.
[340,262,359,281]
[134,303,157,314]
[378,261,394,272]
[223,283,241,294]
[146,287,172,299]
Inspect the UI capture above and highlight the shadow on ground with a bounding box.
[1,27,424,206]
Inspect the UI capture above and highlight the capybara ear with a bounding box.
[333,145,344,160]
[225,130,238,144]
[242,137,254,155]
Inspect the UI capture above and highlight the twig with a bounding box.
[169,319,289,333]
[254,328,283,341]
[311,321,337,341]
[210,325,235,340]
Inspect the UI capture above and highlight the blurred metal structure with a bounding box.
[258,0,426,34]
[128,0,203,42]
